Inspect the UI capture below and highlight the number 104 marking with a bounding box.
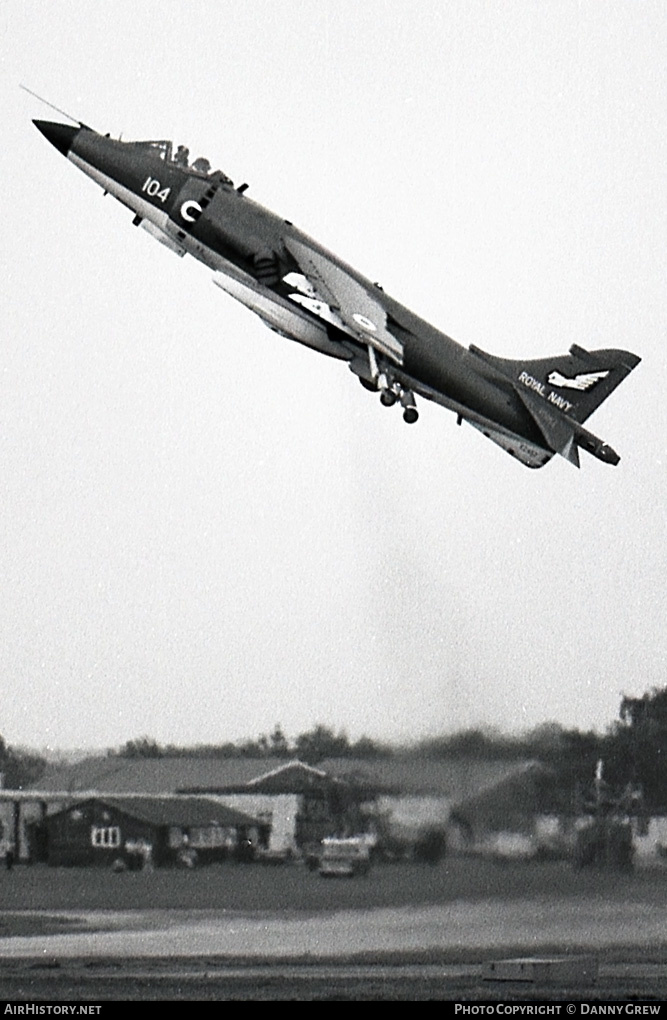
[142,177,171,202]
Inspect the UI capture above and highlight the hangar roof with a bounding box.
[32,757,291,794]
[30,755,540,801]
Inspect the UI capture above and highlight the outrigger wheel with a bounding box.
[400,389,419,424]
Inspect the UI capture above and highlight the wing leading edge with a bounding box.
[284,238,404,365]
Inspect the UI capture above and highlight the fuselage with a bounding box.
[33,119,639,469]
[64,128,536,437]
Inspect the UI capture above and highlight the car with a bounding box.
[318,837,371,878]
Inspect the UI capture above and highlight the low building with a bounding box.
[182,760,372,852]
[451,761,562,857]
[40,796,260,867]
[15,754,558,862]
[17,757,372,858]
[6,757,299,861]
[322,757,545,852]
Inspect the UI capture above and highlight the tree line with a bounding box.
[109,724,392,765]
[4,686,667,809]
[0,736,48,790]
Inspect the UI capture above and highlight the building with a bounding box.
[4,753,560,862]
[0,757,294,860]
[449,760,554,856]
[183,760,372,851]
[9,757,372,859]
[322,756,544,849]
[40,795,259,867]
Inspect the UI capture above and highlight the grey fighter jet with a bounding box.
[33,115,640,469]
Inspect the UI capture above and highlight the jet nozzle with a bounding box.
[33,120,79,157]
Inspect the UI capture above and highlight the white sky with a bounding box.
[1,0,665,752]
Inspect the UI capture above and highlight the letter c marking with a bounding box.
[180,200,202,222]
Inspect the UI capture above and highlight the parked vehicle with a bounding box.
[318,837,371,877]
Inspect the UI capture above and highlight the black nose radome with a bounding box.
[33,120,79,157]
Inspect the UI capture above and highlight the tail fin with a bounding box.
[472,343,640,424]
[469,342,640,467]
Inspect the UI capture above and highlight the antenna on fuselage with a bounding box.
[20,84,93,130]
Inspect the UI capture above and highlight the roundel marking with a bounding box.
[352,313,377,332]
[180,200,203,222]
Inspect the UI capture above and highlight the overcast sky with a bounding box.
[2,1,665,753]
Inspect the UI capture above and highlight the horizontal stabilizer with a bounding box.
[515,384,619,467]
[467,421,554,468]
[514,386,581,466]
[560,434,580,469]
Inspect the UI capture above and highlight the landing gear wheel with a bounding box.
[380,391,397,407]
[400,389,418,423]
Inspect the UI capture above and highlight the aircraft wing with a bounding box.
[284,237,404,365]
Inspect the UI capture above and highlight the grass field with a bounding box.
[2,859,667,999]
[1,856,666,914]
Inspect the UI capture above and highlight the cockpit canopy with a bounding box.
[127,139,232,184]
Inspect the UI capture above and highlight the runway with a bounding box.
[1,898,666,958]
[2,897,666,999]
[0,956,666,1001]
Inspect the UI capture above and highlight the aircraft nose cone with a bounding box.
[33,120,79,157]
